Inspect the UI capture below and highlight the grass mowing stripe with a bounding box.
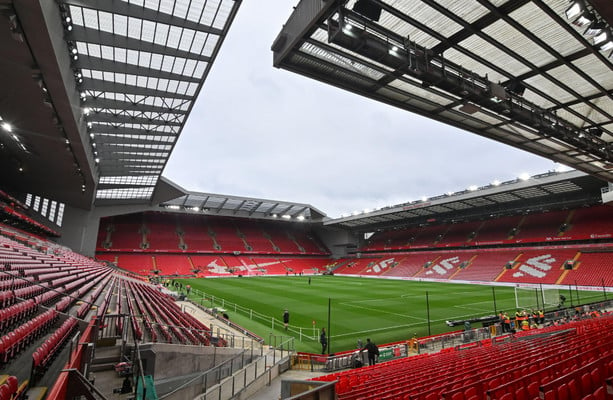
[176,275,603,353]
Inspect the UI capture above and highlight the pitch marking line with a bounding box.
[339,301,427,322]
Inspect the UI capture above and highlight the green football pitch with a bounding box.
[175,275,606,354]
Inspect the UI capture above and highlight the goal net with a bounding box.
[514,286,560,310]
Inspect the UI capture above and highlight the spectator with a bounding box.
[283,309,290,331]
[361,338,379,366]
[320,328,328,354]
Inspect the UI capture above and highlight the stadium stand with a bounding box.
[312,315,613,400]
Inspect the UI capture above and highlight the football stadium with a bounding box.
[0,0,612,399]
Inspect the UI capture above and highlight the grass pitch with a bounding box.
[176,275,605,353]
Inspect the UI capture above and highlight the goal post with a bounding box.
[514,285,560,310]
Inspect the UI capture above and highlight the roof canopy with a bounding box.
[62,0,241,203]
[326,170,605,230]
[273,0,613,183]
[159,190,327,222]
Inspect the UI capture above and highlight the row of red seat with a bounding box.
[97,213,329,255]
[0,375,22,400]
[0,299,37,332]
[0,309,58,363]
[312,316,613,400]
[362,205,613,251]
[32,317,79,373]
[126,279,214,346]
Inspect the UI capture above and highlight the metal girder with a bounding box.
[82,78,193,100]
[326,19,611,162]
[417,0,613,130]
[504,48,592,86]
[75,55,202,84]
[99,151,167,160]
[95,135,173,147]
[429,0,529,55]
[96,144,170,155]
[100,169,161,175]
[97,182,155,190]
[216,197,228,212]
[87,111,183,126]
[233,199,247,214]
[85,97,189,115]
[63,0,224,36]
[264,202,280,214]
[473,0,613,123]
[291,206,308,217]
[531,0,613,73]
[89,124,179,137]
[350,3,579,132]
[198,196,210,210]
[248,201,264,216]
[67,25,212,62]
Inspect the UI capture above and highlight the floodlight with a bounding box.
[468,185,478,191]
[595,30,613,51]
[271,213,278,218]
[573,11,594,28]
[565,1,583,20]
[584,20,605,36]
[71,47,78,55]
[281,214,291,219]
[296,215,305,221]
[421,196,427,201]
[2,122,12,132]
[95,157,100,163]
[519,173,530,181]
[492,179,501,186]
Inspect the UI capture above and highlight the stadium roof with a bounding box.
[326,169,606,230]
[272,0,613,183]
[0,0,241,209]
[159,190,327,222]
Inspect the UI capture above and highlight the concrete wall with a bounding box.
[57,203,159,256]
[315,226,360,259]
[140,343,244,381]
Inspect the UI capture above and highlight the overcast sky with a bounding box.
[164,1,562,219]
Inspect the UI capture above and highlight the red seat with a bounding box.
[557,382,570,400]
[5,376,17,395]
[568,377,580,399]
[593,386,605,400]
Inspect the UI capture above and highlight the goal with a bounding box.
[514,286,560,310]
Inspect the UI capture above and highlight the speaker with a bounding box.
[353,0,382,21]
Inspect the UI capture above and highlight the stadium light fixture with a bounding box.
[2,122,12,132]
[584,20,606,36]
[421,196,427,201]
[573,11,594,28]
[565,1,584,20]
[492,179,501,186]
[271,213,278,218]
[296,215,305,221]
[519,173,530,181]
[594,30,613,51]
[281,214,291,219]
[468,185,478,191]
